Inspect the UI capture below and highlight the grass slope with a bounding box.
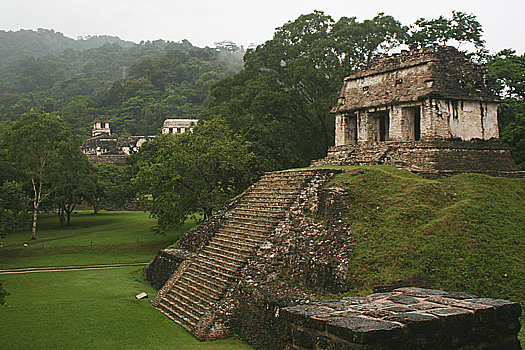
[0,211,252,350]
[326,166,524,342]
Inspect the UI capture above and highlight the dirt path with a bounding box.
[0,262,149,274]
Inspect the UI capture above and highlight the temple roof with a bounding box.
[334,46,499,113]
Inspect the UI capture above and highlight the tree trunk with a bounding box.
[65,203,75,226]
[57,208,65,227]
[31,207,38,240]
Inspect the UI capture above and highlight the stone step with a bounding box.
[177,276,224,301]
[184,269,228,291]
[226,219,272,231]
[233,207,284,218]
[201,246,247,266]
[197,252,243,273]
[219,226,267,241]
[227,215,278,227]
[214,231,265,246]
[166,287,210,315]
[207,240,254,256]
[210,236,256,251]
[237,199,290,209]
[159,296,200,328]
[245,188,303,196]
[226,217,274,230]
[157,302,195,331]
[189,258,237,280]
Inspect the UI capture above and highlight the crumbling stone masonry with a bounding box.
[333,46,498,144]
[280,287,522,350]
[317,46,523,177]
[148,169,339,340]
[146,168,523,349]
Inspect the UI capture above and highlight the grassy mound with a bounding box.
[326,166,524,341]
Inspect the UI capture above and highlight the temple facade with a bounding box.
[161,119,198,135]
[315,46,522,178]
[334,46,499,146]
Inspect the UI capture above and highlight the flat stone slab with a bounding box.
[281,287,522,349]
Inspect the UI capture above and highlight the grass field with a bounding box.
[0,211,253,350]
[1,168,523,347]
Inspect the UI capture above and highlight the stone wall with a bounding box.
[280,287,522,350]
[144,249,196,289]
[313,140,524,178]
[337,46,495,113]
[87,155,127,166]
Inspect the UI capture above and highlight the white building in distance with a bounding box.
[161,119,198,135]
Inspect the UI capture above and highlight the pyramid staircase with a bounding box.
[151,169,322,339]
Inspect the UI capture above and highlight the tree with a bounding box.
[487,50,525,168]
[0,112,72,239]
[0,280,8,306]
[131,119,259,233]
[46,137,96,226]
[0,180,29,238]
[406,11,485,51]
[203,11,406,169]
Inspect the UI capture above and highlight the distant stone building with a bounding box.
[161,119,198,135]
[82,117,198,165]
[82,117,155,156]
[315,46,522,177]
[92,115,111,137]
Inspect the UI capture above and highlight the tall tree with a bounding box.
[406,11,485,51]
[131,118,259,233]
[47,137,96,226]
[487,50,525,169]
[204,11,406,169]
[0,112,72,239]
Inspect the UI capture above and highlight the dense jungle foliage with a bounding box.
[0,11,524,236]
[0,28,245,135]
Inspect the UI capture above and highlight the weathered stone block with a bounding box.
[326,316,404,344]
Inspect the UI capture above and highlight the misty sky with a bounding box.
[1,0,523,54]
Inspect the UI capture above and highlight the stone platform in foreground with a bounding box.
[281,287,522,350]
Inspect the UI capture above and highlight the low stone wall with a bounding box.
[280,287,522,350]
[87,155,127,166]
[313,140,525,178]
[144,249,195,289]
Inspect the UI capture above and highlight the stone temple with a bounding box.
[314,46,521,177]
[145,46,523,349]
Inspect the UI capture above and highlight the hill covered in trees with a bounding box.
[0,28,245,136]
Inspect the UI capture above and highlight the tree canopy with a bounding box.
[202,11,408,170]
[0,112,94,238]
[130,119,259,233]
[487,50,525,169]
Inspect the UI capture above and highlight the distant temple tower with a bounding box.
[92,116,111,137]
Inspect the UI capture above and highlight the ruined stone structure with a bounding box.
[82,117,197,158]
[92,115,111,137]
[281,288,522,349]
[145,46,523,348]
[148,169,337,340]
[315,46,522,177]
[161,118,198,134]
[146,168,522,348]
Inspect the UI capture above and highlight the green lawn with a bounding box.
[0,211,253,350]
